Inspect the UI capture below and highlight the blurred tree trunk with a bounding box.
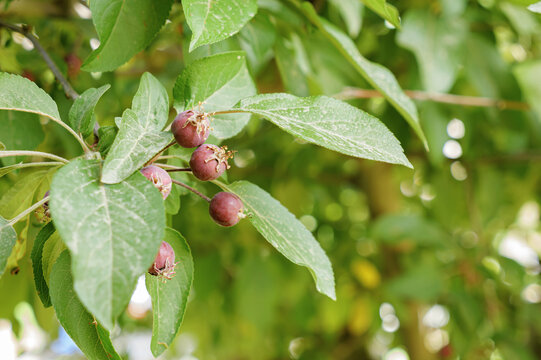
[359,161,436,360]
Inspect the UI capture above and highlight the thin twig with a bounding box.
[0,20,100,148]
[144,140,177,167]
[336,87,531,111]
[0,150,68,163]
[8,196,49,226]
[0,20,79,100]
[171,179,211,202]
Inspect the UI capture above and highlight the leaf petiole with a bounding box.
[0,150,69,163]
[1,161,64,171]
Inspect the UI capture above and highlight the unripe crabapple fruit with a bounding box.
[190,144,235,181]
[209,192,245,227]
[171,110,210,148]
[140,165,172,199]
[36,190,51,222]
[148,241,177,279]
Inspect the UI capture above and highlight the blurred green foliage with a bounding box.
[2,0,541,359]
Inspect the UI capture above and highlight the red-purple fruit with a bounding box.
[140,165,172,200]
[190,144,234,181]
[148,241,177,279]
[171,110,210,148]
[209,192,245,227]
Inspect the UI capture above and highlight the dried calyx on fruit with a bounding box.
[140,165,172,199]
[190,144,235,181]
[35,190,51,223]
[148,241,178,280]
[209,192,245,227]
[171,108,211,148]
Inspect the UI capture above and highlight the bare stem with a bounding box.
[0,20,79,100]
[0,150,68,163]
[0,21,100,147]
[335,87,530,111]
[171,179,211,202]
[8,196,49,226]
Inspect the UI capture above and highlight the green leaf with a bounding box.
[0,110,44,166]
[50,159,165,330]
[0,162,62,178]
[0,170,53,271]
[299,5,427,148]
[68,85,110,138]
[501,2,541,36]
[102,73,171,184]
[275,34,310,97]
[165,185,181,215]
[397,9,466,93]
[238,14,277,75]
[41,231,66,287]
[173,52,257,139]
[101,109,172,184]
[82,0,174,72]
[97,126,118,157]
[0,216,17,277]
[145,228,193,357]
[514,61,541,120]
[31,222,55,307]
[0,170,49,219]
[216,180,336,300]
[183,0,258,51]
[0,72,61,122]
[132,73,170,130]
[0,163,22,178]
[328,0,363,37]
[236,94,412,168]
[49,251,121,360]
[359,0,401,28]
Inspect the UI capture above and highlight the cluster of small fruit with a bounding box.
[142,109,245,278]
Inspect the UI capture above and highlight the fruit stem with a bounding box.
[171,179,211,202]
[154,163,190,171]
[166,167,192,173]
[144,140,177,167]
[8,196,50,226]
[209,109,248,116]
[0,150,69,163]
